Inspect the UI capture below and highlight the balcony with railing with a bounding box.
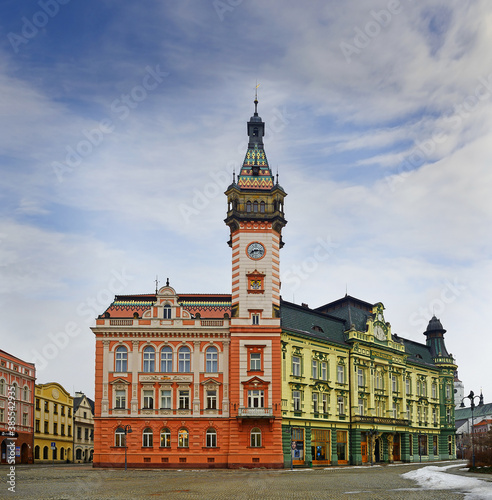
[237,407,273,418]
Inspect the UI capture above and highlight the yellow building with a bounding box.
[34,382,73,463]
[281,298,457,466]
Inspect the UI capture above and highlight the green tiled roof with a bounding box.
[455,402,492,422]
[280,300,347,346]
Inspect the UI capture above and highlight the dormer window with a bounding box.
[163,305,171,319]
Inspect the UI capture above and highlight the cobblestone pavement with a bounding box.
[3,461,491,499]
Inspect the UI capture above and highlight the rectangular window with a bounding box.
[406,404,411,420]
[357,368,364,387]
[312,360,318,379]
[433,436,438,456]
[312,392,318,413]
[392,401,397,418]
[61,424,65,436]
[68,425,71,437]
[336,431,347,462]
[392,375,397,393]
[252,314,260,325]
[337,396,344,415]
[292,356,301,377]
[432,383,437,399]
[160,390,171,409]
[433,407,437,424]
[22,413,28,427]
[179,390,190,410]
[143,390,154,409]
[248,390,264,408]
[293,391,301,411]
[61,406,65,416]
[250,352,261,371]
[406,378,410,396]
[419,434,428,456]
[53,404,57,414]
[320,362,327,381]
[358,398,364,416]
[206,349,218,373]
[53,423,57,435]
[35,419,40,432]
[422,381,427,397]
[178,350,190,373]
[85,428,89,440]
[337,365,344,384]
[115,390,126,409]
[44,421,49,434]
[322,393,328,414]
[206,390,217,409]
[36,398,40,410]
[446,407,451,424]
[445,384,451,399]
[77,427,82,439]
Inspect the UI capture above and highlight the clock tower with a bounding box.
[224,97,286,467]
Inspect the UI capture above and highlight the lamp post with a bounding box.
[460,390,483,468]
[123,425,132,471]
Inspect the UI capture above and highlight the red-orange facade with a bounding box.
[92,98,287,468]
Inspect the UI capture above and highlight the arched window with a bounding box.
[23,386,29,401]
[43,446,49,459]
[115,346,128,372]
[178,428,189,448]
[160,346,173,372]
[246,201,252,212]
[206,346,218,373]
[115,427,125,447]
[163,304,171,319]
[253,201,258,213]
[206,428,217,448]
[260,201,265,213]
[178,346,190,373]
[11,383,17,399]
[0,379,4,395]
[76,449,82,460]
[160,428,171,447]
[60,448,65,460]
[143,346,155,372]
[34,446,40,459]
[251,427,261,447]
[142,428,153,447]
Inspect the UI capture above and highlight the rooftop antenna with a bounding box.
[155,275,159,294]
[233,166,236,184]
[276,165,279,184]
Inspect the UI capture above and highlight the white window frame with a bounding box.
[292,356,301,377]
[206,390,217,410]
[251,427,261,447]
[115,346,128,372]
[248,390,264,408]
[320,362,327,381]
[178,390,190,410]
[206,428,217,447]
[115,389,126,409]
[142,428,153,447]
[143,390,154,409]
[337,365,344,384]
[357,368,364,387]
[160,389,172,409]
[293,391,301,411]
[160,346,173,373]
[206,347,218,373]
[250,352,261,371]
[178,347,191,373]
[143,346,155,373]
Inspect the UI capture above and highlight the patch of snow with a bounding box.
[402,465,492,500]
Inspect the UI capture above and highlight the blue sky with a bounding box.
[1,0,491,403]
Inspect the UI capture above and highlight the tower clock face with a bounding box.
[247,242,265,260]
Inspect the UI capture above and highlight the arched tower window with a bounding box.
[260,201,265,213]
[160,346,173,372]
[246,201,252,212]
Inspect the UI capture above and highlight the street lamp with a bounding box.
[123,425,132,471]
[460,390,483,468]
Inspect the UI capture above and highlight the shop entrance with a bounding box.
[292,428,305,465]
[311,429,330,465]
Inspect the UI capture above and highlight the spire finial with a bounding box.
[276,165,279,184]
[233,166,236,183]
[166,277,170,287]
[155,275,159,294]
[254,82,260,115]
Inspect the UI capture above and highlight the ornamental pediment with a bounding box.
[110,378,130,386]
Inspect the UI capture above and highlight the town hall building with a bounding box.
[91,99,457,468]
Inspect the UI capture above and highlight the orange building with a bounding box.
[92,97,286,468]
